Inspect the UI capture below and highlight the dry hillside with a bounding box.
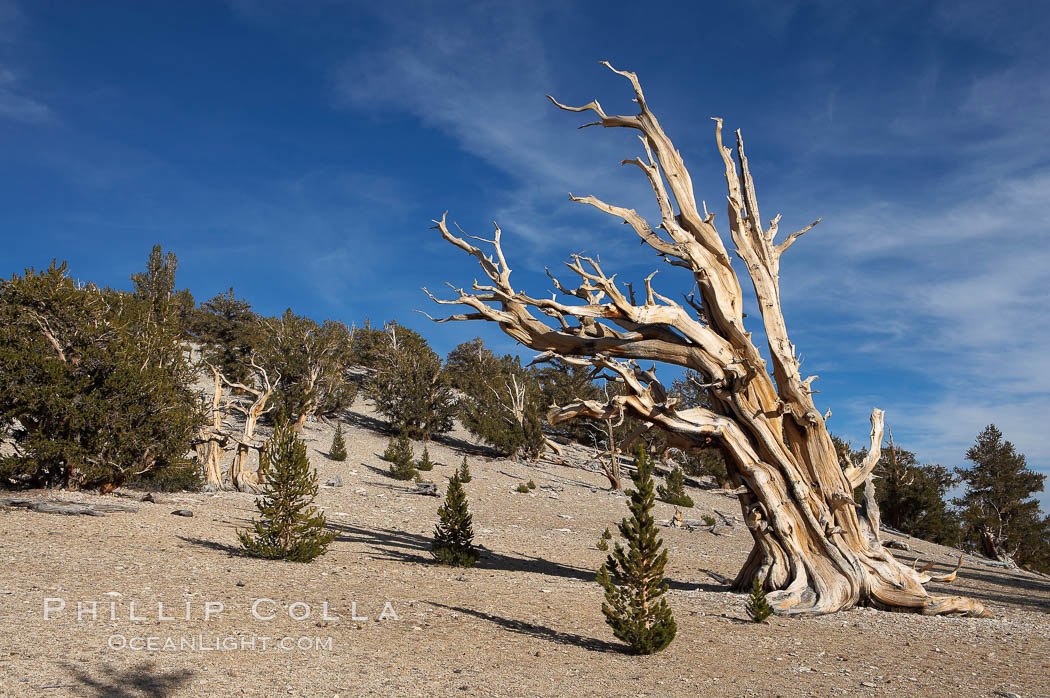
[1,398,1048,697]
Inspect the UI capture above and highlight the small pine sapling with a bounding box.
[432,472,477,567]
[516,482,531,493]
[384,431,416,481]
[597,527,612,551]
[596,444,677,654]
[656,465,694,508]
[746,578,774,623]
[238,418,335,563]
[701,514,717,527]
[328,423,348,461]
[416,445,435,471]
[457,456,472,483]
[526,480,536,490]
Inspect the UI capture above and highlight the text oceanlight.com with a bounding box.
[107,635,333,652]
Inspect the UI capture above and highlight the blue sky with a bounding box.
[1,1,1048,511]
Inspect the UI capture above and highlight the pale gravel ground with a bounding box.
[1,399,1048,697]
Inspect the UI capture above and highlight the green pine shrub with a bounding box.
[328,423,348,461]
[457,456,472,483]
[383,432,416,480]
[597,527,612,551]
[596,444,677,654]
[746,578,774,623]
[416,446,434,471]
[527,480,536,490]
[0,254,203,491]
[657,466,694,508]
[366,322,455,440]
[432,472,477,567]
[516,483,530,493]
[701,514,717,527]
[238,418,335,563]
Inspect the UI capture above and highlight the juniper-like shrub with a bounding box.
[416,446,434,471]
[596,444,677,654]
[328,423,348,461]
[238,418,334,563]
[657,466,694,508]
[746,578,774,623]
[432,472,477,567]
[457,456,472,483]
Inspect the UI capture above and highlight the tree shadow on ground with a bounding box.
[176,535,242,556]
[327,521,719,592]
[68,662,195,697]
[431,432,501,459]
[428,601,624,653]
[892,552,1050,613]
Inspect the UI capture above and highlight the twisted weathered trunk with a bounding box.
[425,63,986,617]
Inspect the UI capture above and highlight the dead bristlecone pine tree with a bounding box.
[746,578,774,623]
[328,423,347,461]
[596,445,677,654]
[426,62,987,617]
[432,472,477,567]
[239,417,335,562]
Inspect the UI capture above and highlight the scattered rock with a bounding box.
[885,540,910,551]
[141,493,155,503]
[171,509,194,517]
[324,475,343,488]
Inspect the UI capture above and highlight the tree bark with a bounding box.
[221,359,279,493]
[426,63,987,617]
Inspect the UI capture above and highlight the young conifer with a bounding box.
[416,445,435,471]
[432,472,477,567]
[746,578,774,623]
[328,423,348,461]
[383,431,416,480]
[596,444,677,654]
[457,456,472,483]
[657,466,694,508]
[238,417,335,562]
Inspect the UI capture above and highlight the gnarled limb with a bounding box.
[428,63,987,617]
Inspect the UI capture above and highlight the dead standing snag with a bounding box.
[427,62,987,617]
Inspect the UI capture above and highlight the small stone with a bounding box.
[324,475,343,488]
[861,682,876,688]
[171,509,193,517]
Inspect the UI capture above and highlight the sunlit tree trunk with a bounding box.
[425,63,986,617]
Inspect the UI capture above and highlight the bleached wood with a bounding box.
[428,63,987,617]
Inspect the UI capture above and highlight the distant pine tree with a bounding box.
[416,446,434,471]
[432,472,477,567]
[457,456,472,483]
[596,444,677,654]
[328,423,347,461]
[597,527,612,551]
[383,431,416,480]
[238,418,334,562]
[657,466,694,508]
[745,578,773,623]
